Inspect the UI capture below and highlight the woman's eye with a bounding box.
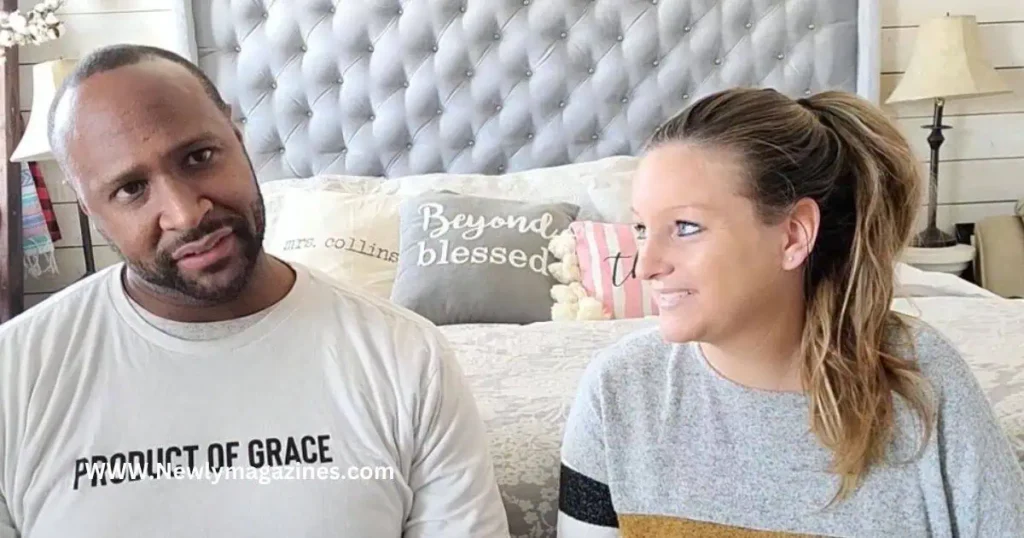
[186,148,214,166]
[676,221,702,236]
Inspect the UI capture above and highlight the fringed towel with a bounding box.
[21,161,61,278]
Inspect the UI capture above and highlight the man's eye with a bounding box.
[114,180,146,200]
[632,223,647,240]
[186,148,214,166]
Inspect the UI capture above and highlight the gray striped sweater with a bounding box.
[558,320,1024,537]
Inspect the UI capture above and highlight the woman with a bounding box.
[557,88,1024,537]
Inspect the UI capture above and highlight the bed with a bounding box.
[181,1,1024,536]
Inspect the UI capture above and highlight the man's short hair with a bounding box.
[46,44,230,162]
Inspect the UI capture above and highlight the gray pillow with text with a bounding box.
[390,191,579,325]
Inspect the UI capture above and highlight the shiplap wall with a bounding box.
[881,0,1024,231]
[18,0,190,309]
[19,0,1024,308]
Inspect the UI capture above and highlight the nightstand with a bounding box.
[901,244,976,275]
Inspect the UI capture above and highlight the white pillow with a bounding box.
[261,175,385,239]
[264,189,403,299]
[586,169,635,223]
[372,155,638,221]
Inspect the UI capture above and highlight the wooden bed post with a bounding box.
[0,0,23,323]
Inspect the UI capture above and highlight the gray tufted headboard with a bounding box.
[189,0,879,181]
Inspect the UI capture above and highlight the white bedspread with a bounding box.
[439,297,1024,538]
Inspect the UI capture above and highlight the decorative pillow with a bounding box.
[389,191,580,325]
[263,189,403,299]
[569,221,659,319]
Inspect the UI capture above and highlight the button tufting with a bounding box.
[616,35,623,41]
[683,93,690,99]
[745,22,752,29]
[467,140,475,147]
[406,143,413,149]
[300,45,307,52]
[713,58,721,65]
[466,69,473,77]
[329,6,335,13]
[684,26,691,32]
[402,81,409,88]
[498,165,505,172]
[397,8,403,15]
[493,33,500,40]
[431,45,438,52]
[368,45,374,52]
[808,23,815,30]
[804,89,812,95]
[525,70,532,77]
[306,111,312,117]
[495,104,502,111]
[587,67,594,74]
[369,114,375,121]
[459,5,465,12]
[560,31,567,38]
[652,0,658,3]
[436,108,443,115]
[652,59,659,66]
[270,81,278,89]
[278,147,285,153]
[240,117,247,124]
[262,12,268,19]
[591,134,598,140]
[526,133,534,139]
[336,77,343,84]
[777,53,785,60]
[621,97,628,103]
[341,147,347,153]
[558,101,565,108]
[523,0,529,4]
[234,45,241,52]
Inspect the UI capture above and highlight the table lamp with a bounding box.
[885,14,1011,248]
[10,58,94,274]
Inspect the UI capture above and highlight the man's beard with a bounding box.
[115,197,266,304]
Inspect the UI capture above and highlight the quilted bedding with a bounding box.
[439,297,1024,538]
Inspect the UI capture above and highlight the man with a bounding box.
[0,44,509,537]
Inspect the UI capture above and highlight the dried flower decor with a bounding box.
[0,0,66,65]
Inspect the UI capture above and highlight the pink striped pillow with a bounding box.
[569,221,659,319]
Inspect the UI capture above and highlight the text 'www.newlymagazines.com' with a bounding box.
[73,462,396,490]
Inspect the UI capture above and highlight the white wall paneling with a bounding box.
[19,0,193,310]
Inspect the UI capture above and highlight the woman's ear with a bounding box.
[782,197,820,270]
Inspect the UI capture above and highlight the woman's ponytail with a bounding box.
[798,92,936,502]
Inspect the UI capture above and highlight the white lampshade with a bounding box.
[11,58,77,163]
[886,15,1011,104]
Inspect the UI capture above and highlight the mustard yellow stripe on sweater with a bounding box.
[619,514,821,537]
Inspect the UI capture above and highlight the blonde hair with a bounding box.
[647,88,936,502]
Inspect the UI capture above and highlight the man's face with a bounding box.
[58,60,265,304]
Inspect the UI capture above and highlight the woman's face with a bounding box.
[631,142,799,344]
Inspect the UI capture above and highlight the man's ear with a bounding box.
[76,198,91,217]
[223,106,245,144]
[68,177,91,217]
